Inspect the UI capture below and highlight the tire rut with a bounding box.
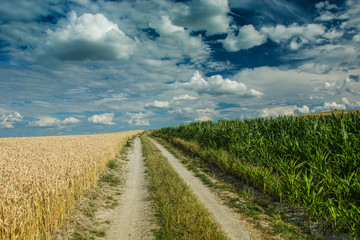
[97,136,155,240]
[149,137,252,240]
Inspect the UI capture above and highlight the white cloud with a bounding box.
[29,116,80,127]
[315,1,346,22]
[297,105,310,114]
[195,108,217,121]
[127,112,150,126]
[353,34,360,42]
[223,22,343,52]
[88,113,115,125]
[168,107,194,121]
[298,62,331,74]
[132,118,150,126]
[314,74,360,95]
[312,102,347,112]
[29,116,62,127]
[0,112,23,128]
[0,0,59,21]
[145,100,169,109]
[223,25,267,52]
[341,97,360,108]
[181,71,263,97]
[173,94,197,100]
[232,66,360,114]
[46,11,136,61]
[261,105,310,117]
[171,0,231,35]
[260,23,327,49]
[342,97,350,105]
[169,106,217,122]
[62,117,81,124]
[150,16,206,57]
[293,44,359,71]
[195,115,212,122]
[94,93,127,105]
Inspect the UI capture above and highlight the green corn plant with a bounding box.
[153,111,360,238]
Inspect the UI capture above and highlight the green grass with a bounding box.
[140,135,229,240]
[99,174,121,187]
[89,229,106,237]
[106,159,118,169]
[119,136,135,161]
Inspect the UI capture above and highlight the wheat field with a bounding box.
[0,130,142,240]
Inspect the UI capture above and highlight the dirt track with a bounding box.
[97,137,155,239]
[150,138,252,240]
[95,136,251,240]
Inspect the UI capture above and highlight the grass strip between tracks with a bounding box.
[140,135,229,240]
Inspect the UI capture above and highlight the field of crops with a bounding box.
[154,112,360,238]
[0,130,141,240]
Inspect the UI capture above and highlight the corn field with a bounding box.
[154,112,360,237]
[0,130,141,240]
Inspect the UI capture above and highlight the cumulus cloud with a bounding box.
[260,23,328,49]
[173,94,197,100]
[312,102,346,112]
[127,112,150,126]
[297,105,310,114]
[353,34,360,42]
[62,117,81,124]
[223,25,267,52]
[342,97,350,105]
[180,71,263,97]
[145,100,169,109]
[29,116,80,127]
[293,43,359,71]
[261,24,325,43]
[0,112,23,128]
[222,22,342,52]
[314,74,360,95]
[171,0,231,35]
[195,108,217,122]
[341,97,360,108]
[29,116,61,127]
[261,105,310,117]
[88,113,115,125]
[315,1,346,22]
[46,11,136,61]
[150,16,205,56]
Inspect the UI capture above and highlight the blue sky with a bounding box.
[0,0,359,137]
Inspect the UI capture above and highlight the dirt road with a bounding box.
[97,137,155,240]
[150,138,252,240]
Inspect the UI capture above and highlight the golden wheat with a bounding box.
[0,130,142,240]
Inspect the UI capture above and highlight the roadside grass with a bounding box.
[52,136,136,240]
[140,135,229,240]
[152,136,324,240]
[120,136,135,161]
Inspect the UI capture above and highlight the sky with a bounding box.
[0,0,359,137]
